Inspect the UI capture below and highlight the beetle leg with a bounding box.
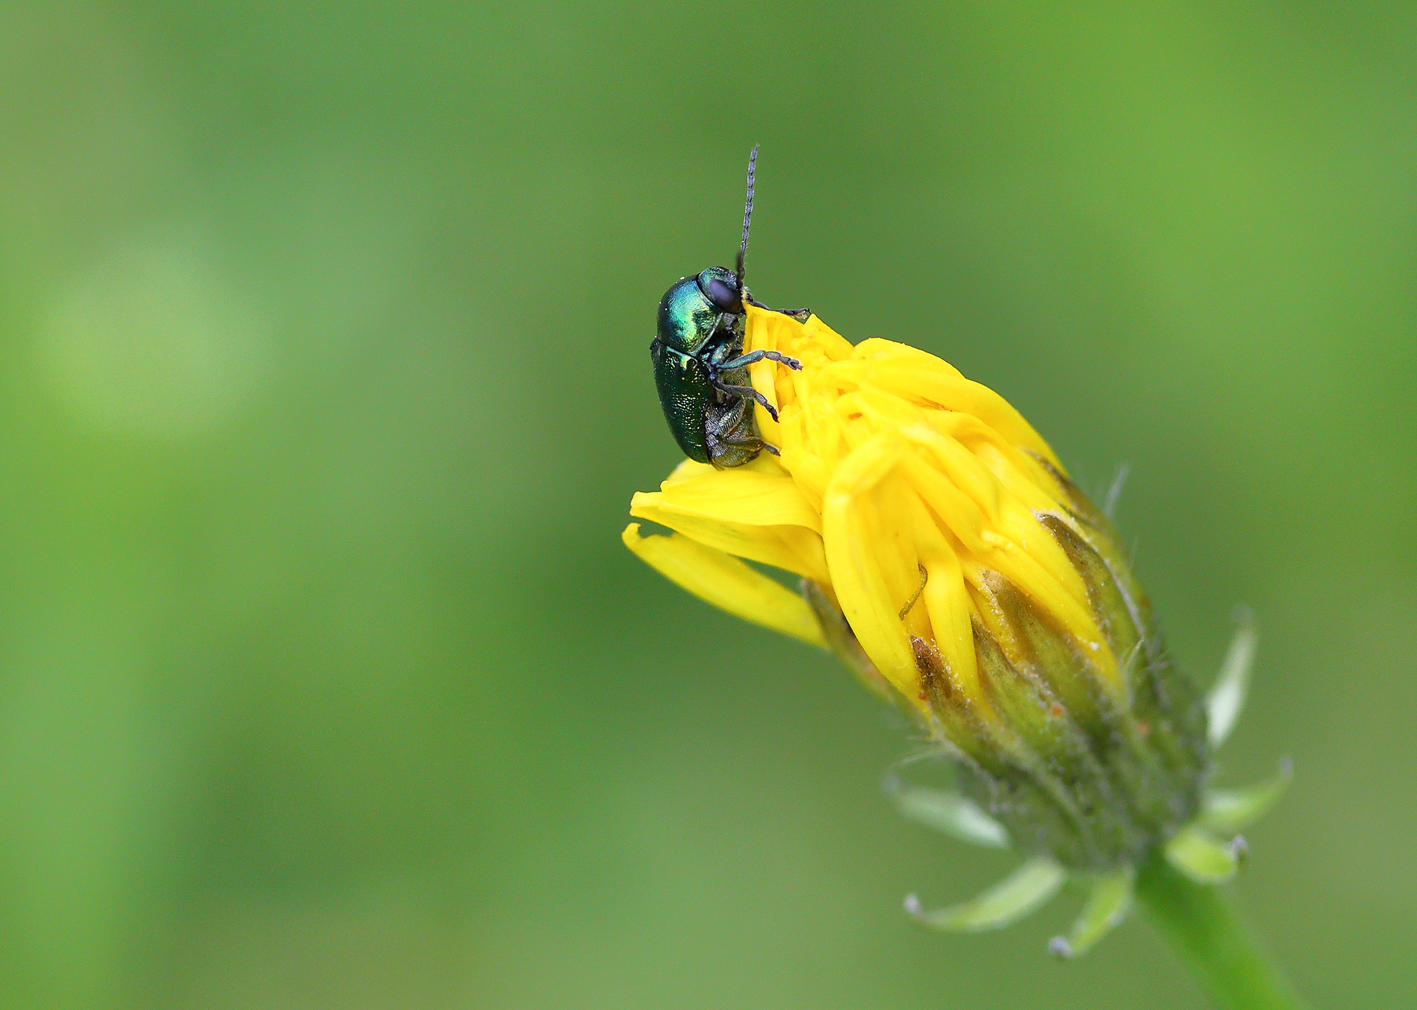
[712,430,772,460]
[714,426,779,454]
[743,291,811,321]
[704,397,766,467]
[711,381,780,422]
[716,431,764,449]
[714,410,781,455]
[717,349,803,372]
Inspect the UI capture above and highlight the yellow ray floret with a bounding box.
[626,305,1122,715]
[622,523,827,648]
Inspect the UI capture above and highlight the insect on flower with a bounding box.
[625,153,1291,961]
[650,147,810,468]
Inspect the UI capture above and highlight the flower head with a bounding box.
[625,305,1286,953]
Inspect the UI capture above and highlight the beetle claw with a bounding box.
[758,350,803,371]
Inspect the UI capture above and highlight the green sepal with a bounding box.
[1199,759,1293,836]
[1164,824,1241,884]
[1050,866,1135,958]
[905,857,1065,932]
[885,776,1010,849]
[1207,612,1257,748]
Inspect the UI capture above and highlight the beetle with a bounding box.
[650,147,808,468]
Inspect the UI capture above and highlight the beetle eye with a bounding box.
[703,276,740,311]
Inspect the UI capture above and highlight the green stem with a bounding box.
[1134,851,1306,1010]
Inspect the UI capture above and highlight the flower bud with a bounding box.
[625,305,1209,870]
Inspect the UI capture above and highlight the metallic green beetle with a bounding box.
[650,148,807,468]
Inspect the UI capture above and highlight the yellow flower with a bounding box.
[625,304,1289,954]
[628,306,1132,712]
[626,305,1211,859]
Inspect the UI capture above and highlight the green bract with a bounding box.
[890,611,1289,957]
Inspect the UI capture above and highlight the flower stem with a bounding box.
[1134,850,1306,1010]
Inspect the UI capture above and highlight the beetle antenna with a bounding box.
[736,145,758,287]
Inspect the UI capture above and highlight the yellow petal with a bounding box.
[904,489,985,708]
[854,340,967,386]
[653,466,822,532]
[662,457,717,486]
[900,422,1004,530]
[865,360,1061,469]
[742,314,789,445]
[622,524,827,648]
[801,314,856,360]
[897,441,987,552]
[821,433,920,701]
[631,463,830,583]
[630,495,829,583]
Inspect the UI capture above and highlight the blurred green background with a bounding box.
[1,2,1413,1007]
